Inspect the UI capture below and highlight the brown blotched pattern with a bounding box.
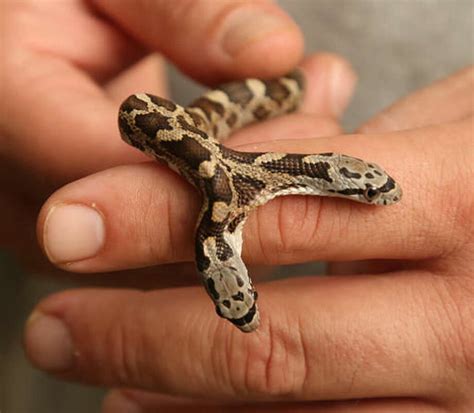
[219,81,254,106]
[261,154,333,183]
[188,97,225,121]
[263,79,291,105]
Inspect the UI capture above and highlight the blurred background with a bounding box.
[2,1,472,412]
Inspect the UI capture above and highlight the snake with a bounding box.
[118,70,402,333]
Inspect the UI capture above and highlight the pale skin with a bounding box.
[1,1,472,412]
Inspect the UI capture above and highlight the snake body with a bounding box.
[118,70,402,333]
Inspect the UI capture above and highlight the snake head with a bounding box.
[206,274,260,333]
[330,154,403,206]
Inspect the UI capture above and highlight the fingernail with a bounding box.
[222,7,292,55]
[328,60,357,116]
[24,311,74,372]
[43,203,105,264]
[102,391,143,413]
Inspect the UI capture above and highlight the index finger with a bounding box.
[91,0,304,83]
[37,118,472,272]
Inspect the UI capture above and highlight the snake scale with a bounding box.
[118,70,402,333]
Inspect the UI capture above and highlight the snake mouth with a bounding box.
[229,304,259,333]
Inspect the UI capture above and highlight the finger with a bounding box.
[107,52,355,143]
[24,273,467,402]
[1,3,157,195]
[35,52,347,271]
[359,66,474,133]
[91,0,304,83]
[3,1,146,83]
[103,389,444,413]
[328,260,404,275]
[105,54,169,104]
[35,110,341,271]
[298,53,357,118]
[229,112,343,146]
[1,51,141,196]
[37,118,471,272]
[2,0,301,196]
[35,116,338,270]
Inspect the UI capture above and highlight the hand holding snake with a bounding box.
[30,65,473,411]
[13,0,472,410]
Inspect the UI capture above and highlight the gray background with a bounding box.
[2,1,473,412]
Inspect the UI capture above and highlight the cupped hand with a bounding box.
[25,53,474,413]
[2,0,354,268]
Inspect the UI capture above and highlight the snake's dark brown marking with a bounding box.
[118,70,402,333]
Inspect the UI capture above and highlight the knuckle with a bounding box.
[99,298,145,385]
[437,132,474,257]
[257,196,324,260]
[221,317,309,398]
[129,166,195,264]
[445,281,474,375]
[422,278,474,396]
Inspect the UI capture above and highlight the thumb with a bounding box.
[91,0,303,83]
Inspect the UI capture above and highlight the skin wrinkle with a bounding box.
[144,292,196,394]
[275,196,287,255]
[94,0,300,84]
[209,320,244,398]
[252,206,272,265]
[259,315,306,398]
[132,175,169,263]
[222,317,302,399]
[120,308,137,385]
[439,146,474,261]
[223,326,242,398]
[244,329,265,398]
[420,157,464,262]
[428,277,473,401]
[299,194,311,244]
[186,316,209,395]
[294,315,310,398]
[162,185,178,262]
[307,196,324,253]
[173,306,206,393]
[139,166,193,264]
[102,295,136,385]
[206,321,223,395]
[260,195,323,261]
[406,278,452,400]
[206,0,292,57]
[124,294,156,387]
[245,321,283,397]
[300,197,322,254]
[263,321,274,398]
[329,200,357,257]
[279,196,311,254]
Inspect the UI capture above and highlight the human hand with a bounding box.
[25,51,473,413]
[3,0,355,269]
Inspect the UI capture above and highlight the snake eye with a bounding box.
[364,187,380,202]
